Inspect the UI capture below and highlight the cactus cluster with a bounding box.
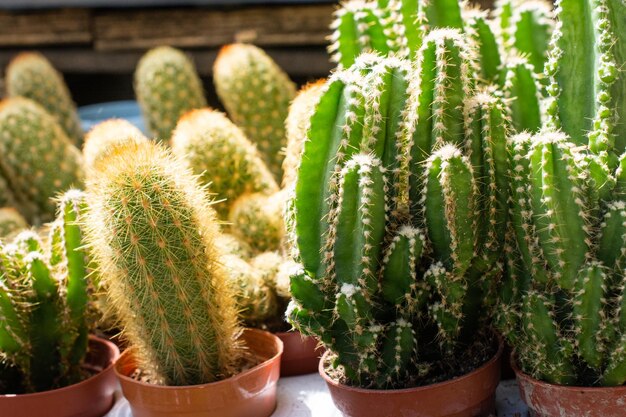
[213,43,297,181]
[6,52,84,146]
[288,34,507,388]
[134,46,207,141]
[0,190,93,394]
[501,131,626,386]
[0,98,84,224]
[84,141,241,386]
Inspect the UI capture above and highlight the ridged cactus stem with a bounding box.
[527,132,590,290]
[597,201,626,270]
[85,141,241,386]
[511,1,554,75]
[500,58,543,133]
[464,9,502,82]
[425,0,463,29]
[408,29,475,221]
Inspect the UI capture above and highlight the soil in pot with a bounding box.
[320,334,503,417]
[115,328,283,417]
[512,355,626,417]
[0,335,121,417]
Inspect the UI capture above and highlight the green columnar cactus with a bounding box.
[510,1,553,75]
[6,52,84,145]
[83,119,149,174]
[0,192,93,393]
[283,80,326,190]
[407,29,474,217]
[171,108,278,219]
[213,44,296,180]
[134,46,207,141]
[502,130,626,386]
[499,57,543,133]
[425,0,464,29]
[0,98,84,224]
[544,0,623,153]
[229,191,285,254]
[289,50,503,389]
[463,8,501,82]
[0,208,27,239]
[84,141,241,386]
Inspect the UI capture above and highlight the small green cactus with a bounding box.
[6,52,84,146]
[83,119,149,175]
[283,80,326,190]
[213,43,296,181]
[215,233,253,260]
[463,8,502,83]
[0,97,84,224]
[171,108,278,219]
[0,190,93,394]
[0,208,27,239]
[288,49,505,389]
[501,130,626,386]
[499,57,543,133]
[84,140,241,386]
[229,190,285,254]
[134,46,207,141]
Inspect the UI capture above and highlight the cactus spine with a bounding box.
[213,44,296,181]
[84,141,240,386]
[134,46,207,141]
[83,119,149,175]
[0,98,84,224]
[171,108,278,219]
[6,52,84,146]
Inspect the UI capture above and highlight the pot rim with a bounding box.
[114,328,284,390]
[319,332,503,394]
[511,351,626,392]
[0,335,120,399]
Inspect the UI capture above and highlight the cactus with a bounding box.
[171,108,278,219]
[544,0,624,157]
[499,57,543,133]
[83,119,149,174]
[288,49,504,389]
[0,208,27,239]
[501,130,626,386]
[283,80,326,190]
[215,233,253,260]
[6,52,84,146]
[229,191,285,254]
[134,46,207,141]
[510,1,554,75]
[84,141,241,386]
[0,191,93,393]
[0,97,84,224]
[463,8,501,83]
[213,44,296,180]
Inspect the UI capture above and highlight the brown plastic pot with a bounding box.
[275,331,324,376]
[512,355,626,417]
[115,328,283,417]
[0,335,120,417]
[320,337,503,417]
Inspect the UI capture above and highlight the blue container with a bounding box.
[78,100,147,135]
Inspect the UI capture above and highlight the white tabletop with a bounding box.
[106,374,529,417]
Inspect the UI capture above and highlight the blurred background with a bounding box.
[0,0,494,107]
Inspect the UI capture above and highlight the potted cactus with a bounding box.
[83,140,282,417]
[0,191,119,417]
[497,0,626,415]
[287,27,507,416]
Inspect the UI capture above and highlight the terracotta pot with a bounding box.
[115,328,283,417]
[512,355,626,417]
[0,335,121,417]
[320,337,503,417]
[275,331,324,376]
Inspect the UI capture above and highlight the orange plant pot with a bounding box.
[512,356,626,417]
[0,335,120,417]
[114,328,283,417]
[320,338,503,417]
[275,331,323,376]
